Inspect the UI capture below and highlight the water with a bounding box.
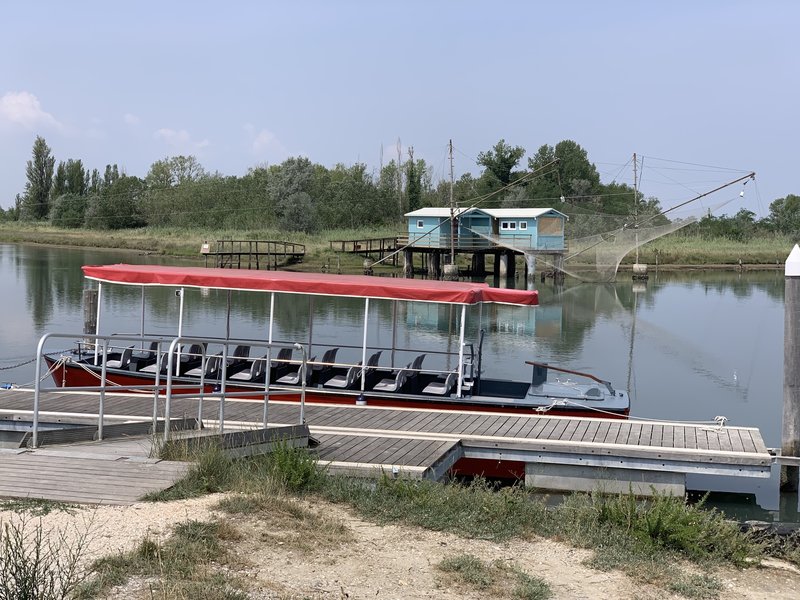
[0,243,791,520]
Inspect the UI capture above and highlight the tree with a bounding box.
[21,136,55,220]
[475,139,526,205]
[85,175,145,229]
[765,194,800,235]
[406,154,421,213]
[477,139,525,188]
[528,140,601,203]
[49,193,86,228]
[52,162,67,199]
[64,159,86,196]
[279,191,316,233]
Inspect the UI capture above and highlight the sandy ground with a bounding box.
[1,494,799,600]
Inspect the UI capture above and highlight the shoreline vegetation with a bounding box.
[3,444,798,599]
[0,223,793,274]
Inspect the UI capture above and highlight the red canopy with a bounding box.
[82,264,538,306]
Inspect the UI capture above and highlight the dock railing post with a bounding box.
[783,244,800,491]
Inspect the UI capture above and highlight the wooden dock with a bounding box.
[329,236,403,264]
[0,389,774,499]
[202,240,305,270]
[0,441,190,505]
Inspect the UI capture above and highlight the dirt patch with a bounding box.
[1,495,799,599]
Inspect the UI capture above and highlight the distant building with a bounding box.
[405,207,567,251]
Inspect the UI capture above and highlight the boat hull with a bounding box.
[44,357,628,419]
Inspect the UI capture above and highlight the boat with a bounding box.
[43,264,629,418]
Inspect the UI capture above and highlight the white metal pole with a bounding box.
[456,304,466,397]
[263,292,275,427]
[140,286,145,337]
[176,287,185,376]
[360,298,369,394]
[94,283,102,365]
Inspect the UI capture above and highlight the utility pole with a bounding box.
[396,138,403,213]
[449,139,455,265]
[633,153,639,265]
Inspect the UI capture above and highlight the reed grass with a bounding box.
[0,222,793,268]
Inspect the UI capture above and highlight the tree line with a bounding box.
[3,135,797,241]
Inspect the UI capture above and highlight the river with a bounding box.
[0,242,792,520]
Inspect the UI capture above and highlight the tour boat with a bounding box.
[44,264,629,418]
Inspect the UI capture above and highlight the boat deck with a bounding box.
[0,389,773,500]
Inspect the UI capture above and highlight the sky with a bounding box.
[0,1,796,217]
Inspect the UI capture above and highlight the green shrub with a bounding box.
[0,517,89,600]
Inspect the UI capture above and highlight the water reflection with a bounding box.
[0,244,791,518]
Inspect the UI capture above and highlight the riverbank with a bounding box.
[3,445,799,600]
[0,223,794,273]
[3,493,799,600]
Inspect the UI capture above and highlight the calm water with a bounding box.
[0,243,791,519]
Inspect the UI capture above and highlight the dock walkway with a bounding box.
[0,389,773,499]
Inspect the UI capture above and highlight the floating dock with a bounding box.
[0,389,773,501]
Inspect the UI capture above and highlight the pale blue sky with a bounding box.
[0,1,795,217]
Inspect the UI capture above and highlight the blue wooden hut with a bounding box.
[405,207,567,251]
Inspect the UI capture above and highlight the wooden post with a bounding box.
[472,253,485,276]
[403,249,413,278]
[507,251,516,279]
[430,252,441,279]
[783,244,800,491]
[83,289,98,349]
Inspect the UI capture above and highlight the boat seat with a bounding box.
[312,347,339,372]
[372,363,410,393]
[132,341,159,361]
[139,351,173,374]
[363,350,383,380]
[226,345,251,366]
[422,372,456,396]
[407,353,426,380]
[105,346,133,370]
[185,353,222,378]
[229,354,268,382]
[276,356,315,385]
[181,343,207,363]
[324,362,362,389]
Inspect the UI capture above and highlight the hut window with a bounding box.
[417,220,424,229]
[519,221,528,230]
[500,221,516,231]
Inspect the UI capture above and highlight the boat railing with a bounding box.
[33,332,307,448]
[162,336,308,442]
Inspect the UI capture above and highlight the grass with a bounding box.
[145,439,325,501]
[214,492,352,552]
[0,221,793,268]
[0,498,77,517]
[77,519,247,600]
[437,553,552,599]
[95,442,778,598]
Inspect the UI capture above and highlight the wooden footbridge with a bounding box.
[202,240,305,270]
[0,389,774,503]
[329,236,404,265]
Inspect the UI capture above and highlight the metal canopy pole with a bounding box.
[456,304,466,397]
[221,289,232,434]
[391,300,397,368]
[307,296,314,357]
[176,287,185,376]
[263,291,275,428]
[140,286,145,337]
[94,283,102,365]
[360,298,369,394]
